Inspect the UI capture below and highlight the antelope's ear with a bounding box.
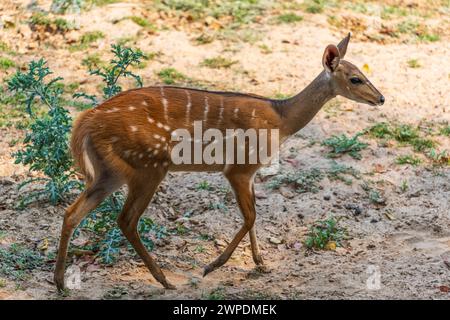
[337,32,351,58]
[322,44,340,73]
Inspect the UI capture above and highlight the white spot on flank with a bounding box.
[185,90,191,123]
[111,136,119,143]
[130,126,138,132]
[153,150,159,155]
[124,150,131,158]
[160,136,167,142]
[251,109,256,118]
[156,122,163,128]
[234,108,239,118]
[106,107,119,113]
[145,163,148,167]
[128,106,136,111]
[154,134,161,139]
[163,161,169,167]
[147,116,155,124]
[147,147,153,152]
[142,100,148,106]
[163,125,171,132]
[155,143,161,148]
[139,153,143,159]
[160,86,168,122]
[154,162,158,167]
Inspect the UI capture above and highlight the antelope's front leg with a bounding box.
[203,167,260,276]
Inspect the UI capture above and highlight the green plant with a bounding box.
[395,155,421,166]
[75,44,143,103]
[196,180,212,191]
[268,168,323,193]
[361,182,385,205]
[440,125,450,136]
[303,0,330,14]
[157,67,187,85]
[51,0,84,13]
[407,59,421,68]
[0,244,46,280]
[0,57,15,70]
[400,179,409,192]
[128,16,157,31]
[70,31,105,51]
[322,133,368,160]
[201,56,237,69]
[277,13,303,24]
[305,217,346,250]
[326,161,360,185]
[7,59,81,206]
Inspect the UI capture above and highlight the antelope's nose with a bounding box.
[379,95,385,105]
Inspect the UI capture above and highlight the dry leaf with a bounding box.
[325,241,337,251]
[384,211,396,220]
[362,63,371,75]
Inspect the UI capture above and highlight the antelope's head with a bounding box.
[322,33,385,106]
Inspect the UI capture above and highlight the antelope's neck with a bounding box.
[275,71,335,137]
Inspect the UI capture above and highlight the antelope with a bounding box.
[54,33,384,291]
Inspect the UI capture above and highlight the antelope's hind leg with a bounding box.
[203,166,260,276]
[54,173,121,292]
[117,168,175,289]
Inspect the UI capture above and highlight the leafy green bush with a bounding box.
[268,168,323,193]
[305,217,346,250]
[0,244,47,280]
[7,59,81,206]
[322,133,368,160]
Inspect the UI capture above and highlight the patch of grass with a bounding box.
[322,133,368,160]
[128,16,157,31]
[157,67,187,85]
[0,57,15,70]
[326,161,360,185]
[440,125,450,136]
[81,53,104,70]
[395,20,440,42]
[201,56,237,69]
[305,217,346,250]
[196,180,212,191]
[29,12,74,32]
[258,44,272,54]
[407,59,421,68]
[277,13,303,24]
[361,182,385,205]
[381,5,408,19]
[205,286,226,300]
[366,122,435,153]
[70,31,105,51]
[426,149,450,166]
[395,155,422,166]
[194,33,215,45]
[303,0,335,14]
[268,168,323,193]
[0,244,46,280]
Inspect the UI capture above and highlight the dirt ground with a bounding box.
[0,0,449,299]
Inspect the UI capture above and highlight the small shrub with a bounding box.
[268,168,323,193]
[326,161,360,185]
[322,133,368,160]
[305,217,346,250]
[0,244,46,280]
[7,59,81,206]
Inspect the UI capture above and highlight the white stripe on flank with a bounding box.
[234,108,239,118]
[160,86,168,122]
[185,90,191,123]
[203,96,209,122]
[251,109,256,118]
[217,97,224,127]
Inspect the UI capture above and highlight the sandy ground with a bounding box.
[0,0,449,299]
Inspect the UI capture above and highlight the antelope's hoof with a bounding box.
[203,264,214,277]
[254,264,271,274]
[164,282,177,290]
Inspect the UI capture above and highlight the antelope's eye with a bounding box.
[350,77,363,84]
